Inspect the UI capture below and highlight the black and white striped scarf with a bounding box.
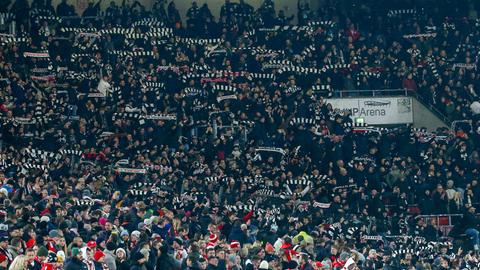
[289,117,317,126]
[307,21,335,27]
[112,112,177,122]
[132,18,165,27]
[387,9,416,17]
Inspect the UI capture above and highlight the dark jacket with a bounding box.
[228,224,248,245]
[64,257,85,270]
[130,263,147,270]
[156,254,180,270]
[115,259,130,270]
[463,211,479,230]
[27,260,42,270]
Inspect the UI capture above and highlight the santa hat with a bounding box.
[93,250,105,261]
[87,240,97,249]
[230,241,240,249]
[208,234,218,243]
[206,242,215,250]
[26,238,36,249]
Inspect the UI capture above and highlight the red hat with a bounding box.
[208,234,218,243]
[265,242,274,253]
[315,261,323,268]
[93,250,105,261]
[98,217,107,226]
[87,241,97,249]
[280,242,292,249]
[26,238,36,249]
[206,242,215,250]
[229,241,240,249]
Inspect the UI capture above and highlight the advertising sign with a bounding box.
[326,97,413,125]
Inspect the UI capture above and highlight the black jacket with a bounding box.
[156,254,180,270]
[116,259,130,270]
[64,257,85,270]
[463,211,479,229]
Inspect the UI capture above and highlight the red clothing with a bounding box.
[346,28,360,41]
[402,78,418,91]
[46,241,58,253]
[0,104,8,113]
[41,262,55,270]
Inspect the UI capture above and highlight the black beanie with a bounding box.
[106,241,116,251]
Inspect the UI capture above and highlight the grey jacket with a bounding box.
[103,250,117,270]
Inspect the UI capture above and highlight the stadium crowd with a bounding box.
[0,0,480,269]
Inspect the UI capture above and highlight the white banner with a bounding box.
[326,97,413,125]
[115,168,147,174]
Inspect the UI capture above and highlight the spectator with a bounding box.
[167,1,181,26]
[1,1,480,270]
[114,248,129,270]
[402,73,418,91]
[103,242,117,270]
[82,1,101,17]
[64,248,85,270]
[463,206,480,251]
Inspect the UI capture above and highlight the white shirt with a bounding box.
[97,79,111,97]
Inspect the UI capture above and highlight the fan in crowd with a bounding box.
[1,0,480,269]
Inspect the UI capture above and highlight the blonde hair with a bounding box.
[9,255,27,270]
[172,218,182,231]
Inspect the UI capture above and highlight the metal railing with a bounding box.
[333,89,409,98]
[416,214,463,237]
[452,120,473,132]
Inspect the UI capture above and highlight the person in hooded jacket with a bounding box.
[130,251,148,270]
[228,221,248,245]
[156,245,180,270]
[184,255,202,270]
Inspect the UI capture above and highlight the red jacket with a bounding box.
[402,78,418,91]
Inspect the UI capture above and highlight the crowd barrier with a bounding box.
[416,214,463,237]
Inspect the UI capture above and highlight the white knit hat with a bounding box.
[259,260,269,270]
